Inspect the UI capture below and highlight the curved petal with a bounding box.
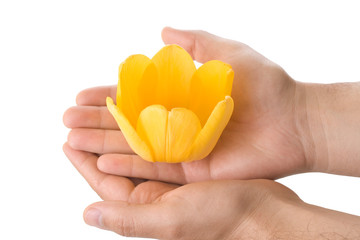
[106,97,153,162]
[187,96,234,162]
[166,108,201,163]
[118,54,157,127]
[151,45,196,109]
[136,105,168,162]
[189,60,234,126]
[136,105,201,163]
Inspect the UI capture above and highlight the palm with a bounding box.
[181,58,305,181]
[62,144,301,238]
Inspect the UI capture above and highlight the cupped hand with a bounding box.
[63,27,310,184]
[63,143,306,239]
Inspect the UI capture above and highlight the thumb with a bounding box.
[161,27,245,64]
[161,27,245,63]
[83,201,177,239]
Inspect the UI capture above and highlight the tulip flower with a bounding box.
[106,45,234,163]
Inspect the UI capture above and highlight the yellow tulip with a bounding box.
[106,45,234,163]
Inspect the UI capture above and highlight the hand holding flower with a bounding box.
[64,28,307,182]
[64,27,360,183]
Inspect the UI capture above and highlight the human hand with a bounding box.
[63,143,360,239]
[64,27,310,183]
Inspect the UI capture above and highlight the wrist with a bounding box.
[245,195,360,239]
[227,185,305,239]
[268,201,360,239]
[293,82,325,172]
[294,82,329,173]
[295,81,360,176]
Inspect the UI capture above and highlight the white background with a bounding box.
[1,0,359,239]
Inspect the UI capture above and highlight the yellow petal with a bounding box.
[106,97,153,162]
[151,45,196,110]
[187,96,234,162]
[136,105,201,163]
[136,105,168,162]
[166,108,201,163]
[118,54,157,127]
[116,62,124,108]
[189,60,234,126]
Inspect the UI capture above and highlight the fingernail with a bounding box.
[85,208,103,228]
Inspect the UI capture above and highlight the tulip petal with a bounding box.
[189,60,234,126]
[166,108,202,163]
[136,105,168,162]
[118,54,157,127]
[136,105,202,163]
[151,45,196,109]
[106,97,154,162]
[187,96,234,162]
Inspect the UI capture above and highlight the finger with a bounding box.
[97,154,189,184]
[76,85,117,106]
[84,199,178,239]
[63,106,118,130]
[67,128,133,154]
[128,180,179,204]
[161,27,246,64]
[63,142,134,201]
[129,177,148,187]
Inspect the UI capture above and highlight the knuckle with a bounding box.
[113,215,138,237]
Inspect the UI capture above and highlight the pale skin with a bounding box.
[63,27,360,239]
